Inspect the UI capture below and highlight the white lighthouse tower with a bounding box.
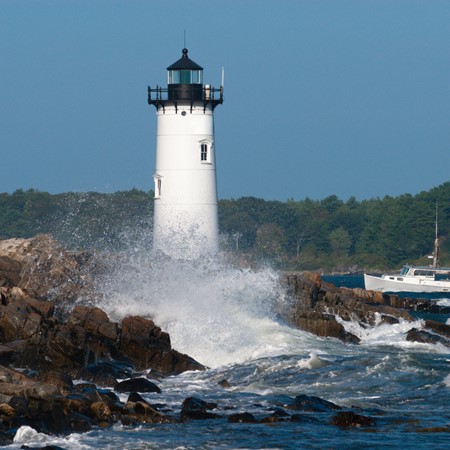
[148,48,223,258]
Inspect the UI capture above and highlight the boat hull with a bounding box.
[364,273,450,293]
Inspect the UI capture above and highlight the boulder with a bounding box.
[228,412,257,423]
[180,397,220,421]
[332,410,375,427]
[119,316,204,375]
[114,378,161,394]
[285,394,341,413]
[406,328,450,346]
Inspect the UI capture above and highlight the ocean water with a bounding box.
[6,261,450,449]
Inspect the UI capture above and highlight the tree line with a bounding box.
[1,182,450,271]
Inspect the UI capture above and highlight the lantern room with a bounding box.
[148,48,223,111]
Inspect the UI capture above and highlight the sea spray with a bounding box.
[93,249,308,367]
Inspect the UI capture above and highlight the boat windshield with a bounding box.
[400,267,409,276]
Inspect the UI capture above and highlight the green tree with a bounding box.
[329,227,352,258]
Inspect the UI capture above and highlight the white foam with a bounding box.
[13,426,48,443]
[297,352,329,369]
[95,253,316,368]
[12,426,92,449]
[445,373,450,387]
[336,315,422,345]
[436,298,450,307]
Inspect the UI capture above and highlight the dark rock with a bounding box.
[380,314,399,325]
[127,392,149,404]
[406,328,450,346]
[119,316,204,375]
[73,383,96,392]
[228,412,257,423]
[67,306,118,341]
[293,316,360,343]
[286,394,341,412]
[114,377,161,394]
[20,445,69,450]
[0,254,23,287]
[37,371,74,393]
[9,397,30,416]
[424,320,450,339]
[90,401,112,422]
[121,401,175,425]
[218,379,231,388]
[260,409,291,423]
[180,397,220,421]
[332,410,375,427]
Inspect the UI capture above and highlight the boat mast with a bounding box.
[433,202,439,268]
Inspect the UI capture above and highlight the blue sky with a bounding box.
[1,0,449,201]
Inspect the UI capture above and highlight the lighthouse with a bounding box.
[148,48,223,258]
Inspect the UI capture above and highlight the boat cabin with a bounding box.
[397,265,450,281]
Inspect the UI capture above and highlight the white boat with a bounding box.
[364,205,450,293]
[364,266,450,293]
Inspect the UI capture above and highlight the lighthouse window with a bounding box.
[180,70,191,84]
[201,144,208,162]
[154,176,162,198]
[168,70,203,84]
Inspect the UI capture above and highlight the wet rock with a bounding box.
[0,365,60,400]
[218,379,231,388]
[127,392,149,404]
[8,397,30,416]
[260,409,291,423]
[90,401,112,421]
[78,367,117,387]
[114,377,161,394]
[424,320,450,339]
[122,403,175,425]
[286,394,341,412]
[67,306,118,341]
[180,397,220,421]
[0,402,15,416]
[380,314,399,325]
[406,328,450,346]
[20,446,69,450]
[37,371,74,393]
[293,316,360,343]
[119,315,205,375]
[332,410,375,427]
[228,412,257,423]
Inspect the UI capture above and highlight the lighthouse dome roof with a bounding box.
[167,48,203,71]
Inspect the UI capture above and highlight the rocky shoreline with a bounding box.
[284,272,450,346]
[0,235,449,446]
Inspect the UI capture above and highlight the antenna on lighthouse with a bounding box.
[221,66,225,88]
